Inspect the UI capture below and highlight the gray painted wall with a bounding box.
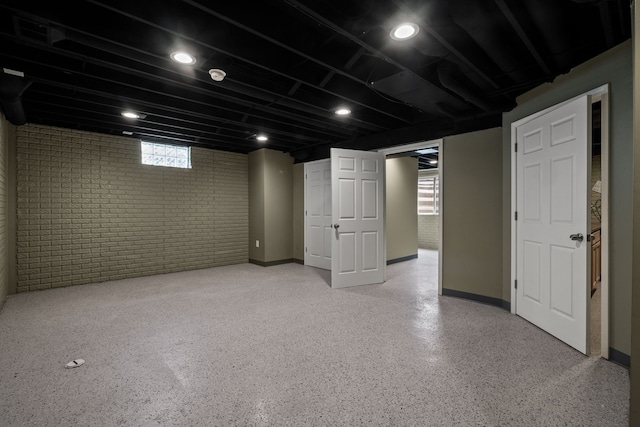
[502,40,632,356]
[386,157,418,261]
[249,148,294,264]
[442,127,503,299]
[630,6,639,423]
[264,150,293,262]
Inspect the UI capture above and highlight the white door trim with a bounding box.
[596,90,610,359]
[377,139,443,155]
[510,84,610,357]
[378,138,443,295]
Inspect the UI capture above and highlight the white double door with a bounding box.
[515,95,591,354]
[305,148,385,288]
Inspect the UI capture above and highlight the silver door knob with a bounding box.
[570,233,584,242]
[333,223,340,229]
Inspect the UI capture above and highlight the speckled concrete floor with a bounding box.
[0,250,629,426]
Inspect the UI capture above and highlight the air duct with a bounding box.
[0,68,32,125]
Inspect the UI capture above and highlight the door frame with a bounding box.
[510,84,610,358]
[378,138,443,295]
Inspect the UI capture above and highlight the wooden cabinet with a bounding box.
[591,228,601,294]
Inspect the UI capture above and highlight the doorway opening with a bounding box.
[378,139,443,295]
[590,99,604,357]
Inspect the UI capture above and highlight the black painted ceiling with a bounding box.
[0,0,631,164]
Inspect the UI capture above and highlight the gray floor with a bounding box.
[0,250,629,426]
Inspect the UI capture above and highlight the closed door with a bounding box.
[305,159,332,270]
[515,95,590,354]
[331,148,385,288]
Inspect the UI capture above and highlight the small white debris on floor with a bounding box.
[65,359,85,369]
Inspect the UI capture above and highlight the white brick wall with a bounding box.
[418,214,439,249]
[16,124,248,292]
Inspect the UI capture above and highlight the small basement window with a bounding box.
[418,176,439,215]
[141,141,191,169]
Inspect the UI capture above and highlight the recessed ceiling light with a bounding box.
[170,51,196,65]
[415,148,438,155]
[429,160,438,165]
[122,131,134,135]
[121,111,140,119]
[390,23,419,41]
[256,135,268,142]
[335,108,351,116]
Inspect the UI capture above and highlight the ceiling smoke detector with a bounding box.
[209,69,226,82]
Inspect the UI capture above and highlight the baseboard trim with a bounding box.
[387,254,418,265]
[442,288,509,311]
[248,259,294,267]
[609,347,630,368]
[293,258,304,265]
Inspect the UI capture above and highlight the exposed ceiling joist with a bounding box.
[0,0,630,162]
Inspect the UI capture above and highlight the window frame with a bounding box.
[418,175,439,215]
[141,141,192,169]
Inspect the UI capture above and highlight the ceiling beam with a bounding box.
[283,0,471,110]
[23,78,347,143]
[390,0,500,90]
[25,91,317,146]
[22,0,412,128]
[598,1,615,48]
[2,22,384,134]
[2,45,363,139]
[494,0,551,75]
[101,0,417,126]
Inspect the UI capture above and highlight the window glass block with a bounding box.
[141,141,191,169]
[141,142,154,154]
[176,147,188,159]
[418,176,440,215]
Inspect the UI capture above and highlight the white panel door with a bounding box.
[516,95,591,354]
[304,160,332,270]
[331,148,385,288]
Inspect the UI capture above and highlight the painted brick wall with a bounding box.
[0,116,7,304]
[16,124,248,292]
[418,214,439,249]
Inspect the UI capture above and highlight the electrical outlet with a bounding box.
[256,240,260,248]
